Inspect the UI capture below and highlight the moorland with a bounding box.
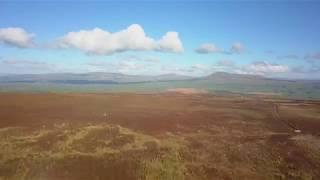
[0,92,319,179]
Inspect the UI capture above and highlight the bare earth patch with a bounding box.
[166,88,208,95]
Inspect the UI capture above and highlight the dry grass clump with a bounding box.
[291,135,320,165]
[0,123,169,180]
[1,120,320,179]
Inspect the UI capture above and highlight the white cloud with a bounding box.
[86,55,163,75]
[176,64,215,76]
[121,55,160,63]
[182,64,208,72]
[305,52,320,60]
[57,24,183,55]
[245,61,289,75]
[195,43,221,54]
[231,42,245,54]
[1,59,46,66]
[0,58,55,74]
[0,27,35,48]
[216,59,235,67]
[158,32,183,53]
[195,42,246,54]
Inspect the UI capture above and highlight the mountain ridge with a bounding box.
[0,71,318,84]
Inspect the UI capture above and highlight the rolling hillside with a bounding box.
[0,72,319,100]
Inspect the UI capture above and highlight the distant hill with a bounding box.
[0,72,319,100]
[0,72,192,84]
[0,71,297,84]
[206,72,264,80]
[203,72,296,84]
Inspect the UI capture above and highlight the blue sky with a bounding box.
[0,1,320,79]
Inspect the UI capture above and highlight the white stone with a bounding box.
[294,129,301,133]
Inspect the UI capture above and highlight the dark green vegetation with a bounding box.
[1,72,320,100]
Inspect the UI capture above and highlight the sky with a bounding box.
[0,1,320,79]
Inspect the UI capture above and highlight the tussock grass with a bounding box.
[0,123,183,180]
[0,122,320,179]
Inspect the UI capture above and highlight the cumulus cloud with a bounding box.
[195,42,246,54]
[230,42,245,54]
[157,32,183,53]
[244,61,289,75]
[57,24,183,55]
[195,43,221,54]
[0,27,35,48]
[163,60,290,77]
